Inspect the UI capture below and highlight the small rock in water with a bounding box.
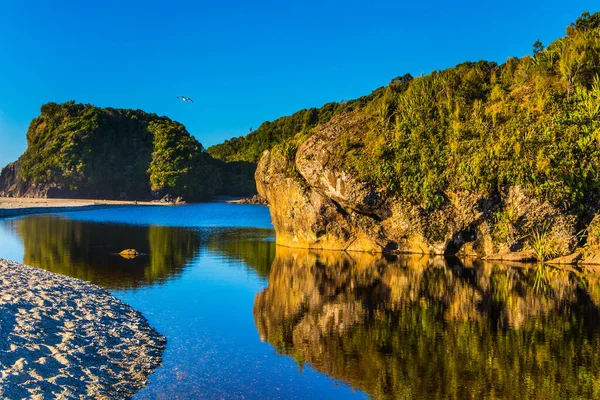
[153,194,186,204]
[119,249,140,259]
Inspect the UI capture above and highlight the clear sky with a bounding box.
[0,1,597,168]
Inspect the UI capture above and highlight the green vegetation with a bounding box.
[12,101,256,200]
[6,13,599,203]
[9,215,274,287]
[528,221,560,261]
[205,228,276,278]
[271,12,600,213]
[21,102,153,197]
[146,119,220,199]
[206,86,391,163]
[211,160,258,197]
[492,205,523,248]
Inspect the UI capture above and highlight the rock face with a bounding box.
[256,116,584,259]
[255,14,600,260]
[0,160,79,198]
[0,161,19,197]
[256,116,395,253]
[0,161,28,197]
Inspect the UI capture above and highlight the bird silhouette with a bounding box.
[177,96,194,102]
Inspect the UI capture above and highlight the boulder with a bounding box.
[118,249,140,259]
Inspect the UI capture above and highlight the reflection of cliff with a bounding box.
[254,247,600,399]
[12,216,200,289]
[205,228,275,278]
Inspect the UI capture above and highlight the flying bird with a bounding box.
[177,96,194,102]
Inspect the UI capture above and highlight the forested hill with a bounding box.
[204,78,411,163]
[255,11,600,258]
[260,11,600,212]
[0,102,255,200]
[213,11,600,206]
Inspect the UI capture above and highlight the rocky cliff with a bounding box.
[0,160,24,197]
[256,12,600,261]
[256,115,582,259]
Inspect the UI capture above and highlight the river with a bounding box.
[1,203,599,399]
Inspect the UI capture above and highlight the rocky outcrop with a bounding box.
[0,160,75,198]
[0,161,20,197]
[256,117,582,259]
[254,14,600,260]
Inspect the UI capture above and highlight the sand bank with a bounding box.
[0,198,166,219]
[0,259,166,398]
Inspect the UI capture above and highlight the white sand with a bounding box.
[0,197,168,219]
[0,197,162,209]
[0,259,166,398]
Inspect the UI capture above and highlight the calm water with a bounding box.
[1,203,600,399]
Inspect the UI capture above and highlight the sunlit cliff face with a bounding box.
[254,247,600,399]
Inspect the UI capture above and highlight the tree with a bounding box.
[533,39,545,56]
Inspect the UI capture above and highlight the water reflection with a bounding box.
[2,215,275,289]
[254,247,600,399]
[1,215,200,288]
[205,228,276,279]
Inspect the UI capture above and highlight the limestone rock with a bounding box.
[256,118,492,255]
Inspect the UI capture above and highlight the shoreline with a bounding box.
[0,258,166,398]
[0,197,169,219]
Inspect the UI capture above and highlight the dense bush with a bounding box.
[147,120,221,199]
[19,101,222,200]
[206,88,388,163]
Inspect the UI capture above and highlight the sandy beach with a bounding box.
[0,197,166,219]
[0,258,166,398]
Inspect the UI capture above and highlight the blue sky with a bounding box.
[0,1,597,167]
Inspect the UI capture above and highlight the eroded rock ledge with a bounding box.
[256,116,600,263]
[0,259,166,398]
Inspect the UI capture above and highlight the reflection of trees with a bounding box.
[254,247,600,399]
[11,216,200,289]
[205,228,275,278]
[146,225,200,284]
[11,216,275,288]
